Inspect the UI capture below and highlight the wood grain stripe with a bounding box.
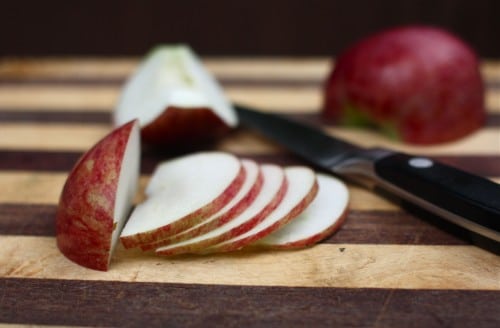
[1,151,499,177]
[2,76,500,90]
[0,110,111,123]
[0,236,499,289]
[1,57,499,81]
[0,172,397,210]
[0,85,498,113]
[0,110,499,129]
[1,278,499,327]
[0,203,470,246]
[2,124,497,155]
[323,127,500,155]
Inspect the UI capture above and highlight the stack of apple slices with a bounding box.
[55,123,349,271]
[119,151,349,257]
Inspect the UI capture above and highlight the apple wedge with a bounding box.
[140,159,263,251]
[56,120,140,271]
[120,152,245,248]
[254,174,349,249]
[155,164,288,256]
[114,45,238,147]
[204,166,318,254]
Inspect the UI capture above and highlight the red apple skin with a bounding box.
[155,174,288,257]
[56,120,138,271]
[140,167,264,251]
[120,164,246,249]
[141,106,232,147]
[204,180,319,254]
[323,25,485,144]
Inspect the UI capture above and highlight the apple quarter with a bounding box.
[56,120,140,271]
[114,45,238,146]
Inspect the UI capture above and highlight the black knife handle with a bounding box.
[374,153,500,241]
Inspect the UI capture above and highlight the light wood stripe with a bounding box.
[1,57,499,82]
[324,127,500,156]
[0,236,498,290]
[0,171,398,211]
[0,123,111,151]
[0,58,137,79]
[0,84,498,113]
[0,85,324,112]
[0,123,498,155]
[0,86,118,110]
[0,170,496,210]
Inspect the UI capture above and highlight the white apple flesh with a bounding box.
[205,166,318,254]
[254,174,349,249]
[114,45,238,146]
[155,164,288,256]
[141,159,263,251]
[120,152,245,248]
[56,120,140,271]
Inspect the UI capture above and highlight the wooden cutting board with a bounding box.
[0,57,499,327]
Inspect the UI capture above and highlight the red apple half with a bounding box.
[323,25,485,144]
[120,152,245,248]
[114,45,238,147]
[140,159,263,251]
[56,120,140,271]
[254,173,349,249]
[205,166,318,254]
[155,164,288,256]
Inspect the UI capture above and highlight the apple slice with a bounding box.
[254,174,349,249]
[205,166,318,254]
[120,152,245,248]
[56,120,140,271]
[114,45,238,147]
[140,159,263,251]
[155,164,288,256]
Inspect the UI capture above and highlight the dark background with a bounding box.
[2,0,499,58]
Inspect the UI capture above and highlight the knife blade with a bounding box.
[235,104,500,243]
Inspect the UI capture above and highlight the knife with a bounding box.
[235,104,500,243]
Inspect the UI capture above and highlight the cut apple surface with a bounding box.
[141,159,263,251]
[205,166,319,254]
[120,152,245,248]
[114,45,238,146]
[255,174,348,249]
[56,120,140,271]
[155,164,288,256]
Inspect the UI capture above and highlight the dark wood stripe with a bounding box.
[0,203,473,246]
[0,278,498,327]
[0,150,498,177]
[0,77,127,85]
[2,203,498,254]
[1,76,500,89]
[0,204,56,236]
[0,110,499,128]
[0,110,111,123]
[328,208,472,246]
